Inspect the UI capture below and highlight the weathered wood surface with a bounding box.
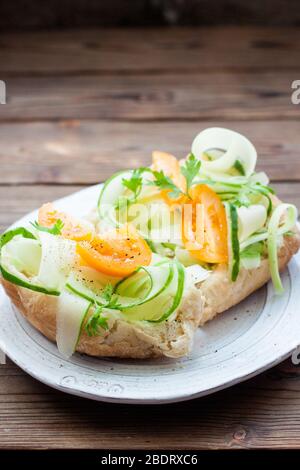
[0,120,298,184]
[0,358,300,449]
[0,27,300,450]
[0,71,297,121]
[0,28,299,74]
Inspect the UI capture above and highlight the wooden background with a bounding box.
[0,26,300,449]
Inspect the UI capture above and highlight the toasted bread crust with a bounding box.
[198,230,300,325]
[1,277,202,359]
[1,231,300,358]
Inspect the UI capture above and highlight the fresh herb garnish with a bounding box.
[150,170,183,199]
[101,283,114,303]
[85,283,121,336]
[122,168,147,200]
[30,219,64,236]
[180,153,201,192]
[117,167,150,210]
[85,304,109,336]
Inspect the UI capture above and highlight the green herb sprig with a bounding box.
[85,284,121,336]
[30,219,64,236]
[149,153,201,199]
[180,153,201,192]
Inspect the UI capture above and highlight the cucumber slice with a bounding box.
[97,170,132,227]
[123,260,185,322]
[66,266,121,305]
[225,203,240,281]
[56,289,91,358]
[115,263,174,309]
[267,203,298,294]
[2,236,41,277]
[67,263,174,310]
[37,232,76,292]
[0,227,59,296]
[237,204,267,242]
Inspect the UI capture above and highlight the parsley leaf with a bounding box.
[180,153,201,191]
[84,283,121,337]
[122,168,148,200]
[150,170,183,199]
[30,219,64,236]
[101,283,114,303]
[85,305,109,336]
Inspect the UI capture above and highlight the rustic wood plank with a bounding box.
[0,357,299,449]
[1,27,300,75]
[0,182,298,233]
[0,185,82,232]
[0,120,299,184]
[0,71,297,121]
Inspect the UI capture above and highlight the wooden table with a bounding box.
[0,26,300,450]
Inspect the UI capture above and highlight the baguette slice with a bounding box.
[1,230,300,359]
[1,276,202,359]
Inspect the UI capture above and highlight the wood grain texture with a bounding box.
[0,358,299,449]
[0,120,299,184]
[0,27,300,75]
[0,71,296,121]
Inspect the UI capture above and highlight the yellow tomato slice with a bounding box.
[38,203,94,241]
[152,151,187,206]
[182,185,228,264]
[76,224,152,277]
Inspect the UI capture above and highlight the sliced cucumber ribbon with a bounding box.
[115,263,174,309]
[225,202,240,281]
[191,127,257,179]
[267,203,298,294]
[240,242,263,270]
[125,260,185,323]
[66,266,121,306]
[66,258,185,323]
[56,289,91,358]
[237,205,267,242]
[97,170,133,228]
[0,227,60,296]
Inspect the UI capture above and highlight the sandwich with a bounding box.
[1,127,299,359]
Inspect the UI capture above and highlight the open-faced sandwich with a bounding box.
[1,128,300,359]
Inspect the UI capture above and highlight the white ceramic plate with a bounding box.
[0,185,300,404]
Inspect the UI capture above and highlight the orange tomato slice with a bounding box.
[182,185,228,264]
[38,203,94,242]
[152,151,187,206]
[76,224,152,277]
